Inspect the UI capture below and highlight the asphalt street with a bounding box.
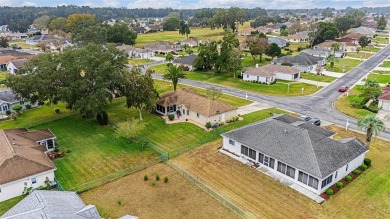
[153,44,390,140]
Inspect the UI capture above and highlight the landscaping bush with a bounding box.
[96,111,108,125]
[25,104,32,109]
[325,188,334,195]
[144,174,148,181]
[55,108,60,114]
[360,164,368,170]
[168,114,175,121]
[281,62,293,66]
[265,57,272,61]
[12,105,23,115]
[205,122,212,129]
[117,199,122,205]
[151,181,156,186]
[345,175,352,182]
[156,175,160,181]
[336,182,343,188]
[364,158,372,167]
[164,176,169,183]
[5,110,11,115]
[166,63,173,67]
[352,169,360,175]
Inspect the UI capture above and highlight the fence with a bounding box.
[54,178,65,191]
[166,161,254,219]
[68,156,162,193]
[25,112,78,129]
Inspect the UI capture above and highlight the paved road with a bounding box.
[153,44,390,140]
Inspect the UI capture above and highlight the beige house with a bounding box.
[242,64,300,84]
[156,88,237,126]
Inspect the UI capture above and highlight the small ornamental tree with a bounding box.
[12,105,23,116]
[115,118,146,143]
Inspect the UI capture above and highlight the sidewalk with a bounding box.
[296,78,330,87]
[322,70,345,78]
[374,67,390,71]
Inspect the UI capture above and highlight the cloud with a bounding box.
[78,0,94,7]
[102,0,119,7]
[0,0,37,6]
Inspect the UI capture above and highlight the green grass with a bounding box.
[381,61,390,68]
[0,71,8,90]
[300,73,336,83]
[128,59,152,65]
[359,46,381,52]
[325,58,362,73]
[334,86,374,119]
[241,54,271,68]
[366,73,390,84]
[371,37,389,44]
[149,63,168,73]
[288,42,310,52]
[0,195,25,215]
[345,52,373,59]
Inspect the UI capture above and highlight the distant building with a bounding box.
[268,37,288,48]
[6,59,30,74]
[272,53,325,74]
[172,54,198,71]
[0,89,37,115]
[242,64,300,84]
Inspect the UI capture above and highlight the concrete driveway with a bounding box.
[237,102,273,115]
[377,110,390,129]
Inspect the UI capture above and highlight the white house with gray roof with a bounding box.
[0,89,37,115]
[221,114,368,198]
[272,53,325,74]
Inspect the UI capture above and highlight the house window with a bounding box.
[258,153,275,168]
[0,188,1,193]
[186,110,189,115]
[298,171,319,189]
[248,148,256,160]
[196,113,199,118]
[346,164,349,171]
[246,74,249,78]
[321,174,333,189]
[277,161,295,179]
[241,145,248,156]
[229,139,235,146]
[183,109,185,115]
[31,178,37,184]
[241,145,256,160]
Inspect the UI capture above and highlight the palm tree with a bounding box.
[358,114,385,148]
[327,54,339,71]
[163,65,187,91]
[179,20,191,39]
[330,43,340,55]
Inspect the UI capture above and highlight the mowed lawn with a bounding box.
[345,52,373,59]
[172,126,390,218]
[371,37,389,44]
[325,58,362,73]
[366,71,390,84]
[128,59,152,65]
[0,196,25,215]
[80,163,239,219]
[300,73,336,83]
[0,71,9,90]
[334,86,374,119]
[381,61,390,68]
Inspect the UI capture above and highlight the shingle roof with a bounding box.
[243,64,299,77]
[379,91,390,101]
[268,37,288,45]
[0,129,56,185]
[172,55,197,66]
[222,114,367,179]
[0,89,19,104]
[17,129,55,142]
[9,59,29,69]
[157,88,237,117]
[301,47,331,56]
[273,53,324,66]
[1,190,101,219]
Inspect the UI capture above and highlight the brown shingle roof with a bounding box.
[157,88,237,117]
[244,64,299,77]
[379,91,390,101]
[17,129,55,141]
[0,129,55,185]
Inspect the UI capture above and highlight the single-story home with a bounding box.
[314,41,346,57]
[145,25,163,32]
[143,41,181,54]
[25,34,51,45]
[268,37,288,48]
[221,114,368,197]
[284,34,309,43]
[0,89,37,114]
[179,37,201,47]
[302,47,332,58]
[242,64,300,84]
[117,45,154,59]
[172,54,197,71]
[156,88,237,125]
[238,27,255,36]
[6,59,29,74]
[0,56,16,71]
[0,128,57,202]
[272,53,325,74]
[347,26,376,38]
[131,26,147,34]
[1,190,101,218]
[379,88,390,111]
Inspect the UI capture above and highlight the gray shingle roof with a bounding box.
[172,54,197,66]
[1,190,101,219]
[222,114,367,179]
[273,53,324,66]
[0,89,18,104]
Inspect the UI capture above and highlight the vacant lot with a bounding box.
[334,86,374,119]
[172,126,390,218]
[300,73,336,83]
[80,163,239,219]
[325,58,362,73]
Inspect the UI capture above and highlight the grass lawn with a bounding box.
[359,46,381,52]
[345,52,373,59]
[325,58,362,73]
[241,54,271,68]
[80,163,239,219]
[371,37,389,44]
[128,59,152,65]
[381,61,390,68]
[300,73,336,83]
[334,86,374,119]
[288,42,310,52]
[0,195,25,215]
[366,72,390,84]
[172,126,390,218]
[0,71,8,90]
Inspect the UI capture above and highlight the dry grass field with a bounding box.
[172,126,390,219]
[80,163,239,219]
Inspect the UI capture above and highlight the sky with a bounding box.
[0,0,389,10]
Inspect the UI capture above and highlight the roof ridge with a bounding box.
[2,129,16,156]
[305,130,323,178]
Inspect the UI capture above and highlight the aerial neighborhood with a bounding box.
[0,3,389,219]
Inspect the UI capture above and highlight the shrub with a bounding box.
[325,188,334,195]
[364,158,371,167]
[151,181,156,186]
[168,114,175,121]
[5,110,11,115]
[144,174,148,181]
[166,63,173,67]
[25,104,32,109]
[117,199,122,205]
[352,169,360,175]
[12,105,22,111]
[164,176,169,183]
[55,108,60,114]
[265,57,272,61]
[281,62,293,66]
[345,175,352,182]
[156,175,160,181]
[205,122,212,129]
[336,182,343,188]
[360,164,367,170]
[96,111,109,125]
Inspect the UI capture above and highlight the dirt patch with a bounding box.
[80,163,238,219]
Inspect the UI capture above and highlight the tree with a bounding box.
[0,37,9,48]
[266,43,281,59]
[377,15,387,30]
[115,118,146,143]
[48,17,69,32]
[309,22,340,46]
[359,36,370,48]
[247,36,268,62]
[226,48,242,78]
[187,48,193,55]
[179,20,191,39]
[165,52,174,62]
[67,13,96,31]
[327,54,339,71]
[358,114,385,148]
[12,105,22,116]
[206,86,223,100]
[8,19,30,33]
[280,29,288,36]
[194,42,219,71]
[72,22,108,46]
[123,67,158,120]
[162,65,186,91]
[363,79,382,100]
[334,16,354,35]
[33,15,51,30]
[331,43,340,54]
[163,17,180,31]
[107,23,137,45]
[322,8,334,18]
[213,7,247,32]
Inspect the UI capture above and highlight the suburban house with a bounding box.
[335,36,360,52]
[143,41,181,54]
[221,114,368,199]
[179,37,201,47]
[156,88,237,125]
[301,47,333,58]
[130,26,147,34]
[347,26,376,38]
[242,64,300,84]
[238,27,255,36]
[272,53,325,74]
[0,128,57,202]
[117,45,154,59]
[0,56,17,71]
[25,34,51,45]
[379,88,390,111]
[0,89,37,115]
[268,37,288,48]
[1,190,101,218]
[6,59,29,74]
[314,41,346,57]
[284,34,309,43]
[145,25,163,32]
[172,54,197,71]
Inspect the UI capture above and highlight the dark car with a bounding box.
[308,118,321,126]
[339,86,349,92]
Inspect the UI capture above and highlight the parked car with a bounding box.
[308,118,321,126]
[338,86,349,92]
[299,115,312,121]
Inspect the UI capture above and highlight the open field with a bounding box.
[300,73,336,83]
[325,58,362,73]
[241,53,271,68]
[334,86,374,120]
[0,195,25,216]
[345,52,373,59]
[172,126,390,218]
[80,163,239,219]
[128,59,152,65]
